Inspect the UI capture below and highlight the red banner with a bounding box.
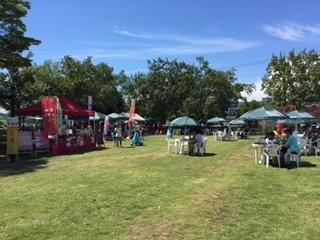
[41,97,58,137]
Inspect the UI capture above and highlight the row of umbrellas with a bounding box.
[90,112,146,122]
[168,107,317,128]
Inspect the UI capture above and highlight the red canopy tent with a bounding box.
[16,97,95,156]
[17,97,94,117]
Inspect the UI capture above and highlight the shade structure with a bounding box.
[229,119,246,125]
[16,97,94,117]
[286,110,315,119]
[168,116,201,127]
[207,117,226,124]
[90,111,107,120]
[122,112,146,122]
[108,113,128,121]
[239,106,287,120]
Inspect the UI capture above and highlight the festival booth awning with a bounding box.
[17,98,94,117]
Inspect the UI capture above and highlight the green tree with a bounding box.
[0,0,40,113]
[12,57,125,114]
[123,57,254,122]
[262,49,320,108]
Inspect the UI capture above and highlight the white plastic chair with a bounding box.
[179,139,189,155]
[232,131,238,140]
[216,131,223,141]
[167,139,178,154]
[263,144,281,168]
[299,138,311,156]
[286,150,301,167]
[311,139,320,156]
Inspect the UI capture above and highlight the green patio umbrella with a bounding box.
[207,117,226,124]
[168,116,201,136]
[169,116,201,127]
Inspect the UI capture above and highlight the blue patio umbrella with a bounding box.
[286,110,315,129]
[286,110,314,119]
[229,119,246,126]
[239,106,288,134]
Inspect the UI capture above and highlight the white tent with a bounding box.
[122,112,145,122]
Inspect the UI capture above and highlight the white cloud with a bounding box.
[263,22,320,41]
[242,81,267,101]
[77,28,258,60]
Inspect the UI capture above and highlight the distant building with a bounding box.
[262,97,273,105]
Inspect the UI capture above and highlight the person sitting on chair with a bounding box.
[166,127,173,140]
[281,128,300,169]
[131,131,143,146]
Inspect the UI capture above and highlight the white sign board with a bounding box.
[7,117,19,128]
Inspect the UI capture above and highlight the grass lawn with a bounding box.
[1,136,320,240]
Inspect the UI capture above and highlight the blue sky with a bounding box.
[21,0,320,100]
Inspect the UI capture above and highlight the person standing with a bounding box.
[115,124,122,147]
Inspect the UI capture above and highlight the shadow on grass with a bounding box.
[189,153,217,158]
[299,161,317,168]
[0,156,49,177]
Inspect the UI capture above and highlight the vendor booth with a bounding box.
[16,97,95,156]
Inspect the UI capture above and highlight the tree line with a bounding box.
[1,1,320,122]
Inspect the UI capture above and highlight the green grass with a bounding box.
[0,136,320,240]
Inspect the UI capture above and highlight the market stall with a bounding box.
[16,97,95,156]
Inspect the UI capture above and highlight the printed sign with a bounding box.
[7,127,19,155]
[41,97,58,137]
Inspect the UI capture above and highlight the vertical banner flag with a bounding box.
[41,96,58,137]
[129,99,136,125]
[88,96,93,111]
[103,116,110,136]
